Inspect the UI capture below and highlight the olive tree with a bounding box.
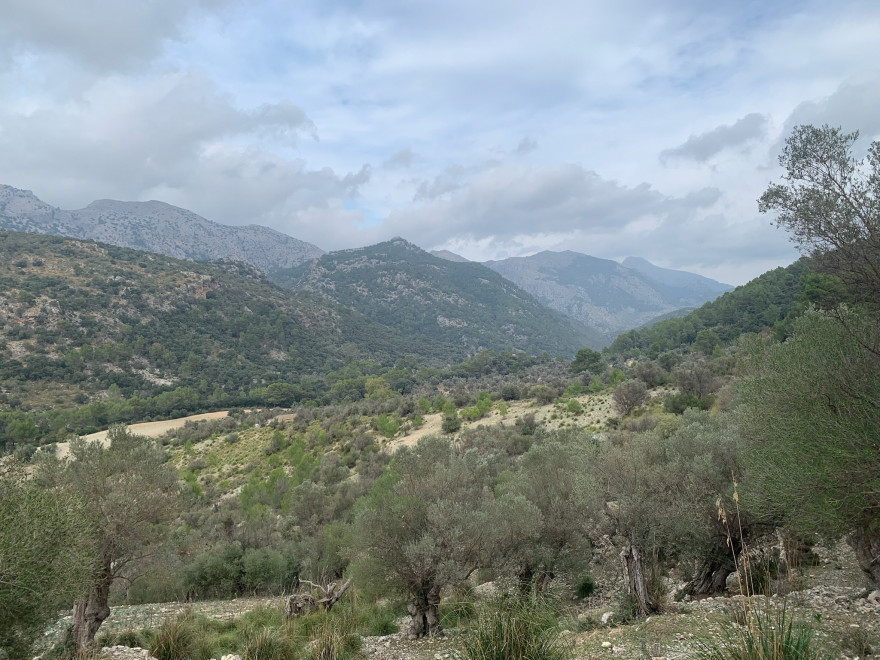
[588,410,743,614]
[0,466,96,660]
[353,436,539,638]
[759,124,880,306]
[35,427,179,651]
[738,307,880,585]
[613,379,648,416]
[499,431,598,593]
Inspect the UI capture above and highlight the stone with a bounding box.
[472,581,500,599]
[600,611,614,625]
[601,641,613,648]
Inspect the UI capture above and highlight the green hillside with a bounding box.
[271,238,604,355]
[606,258,849,356]
[0,232,469,410]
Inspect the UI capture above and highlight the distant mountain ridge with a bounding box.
[272,238,606,354]
[485,251,732,336]
[0,185,323,273]
[621,256,731,296]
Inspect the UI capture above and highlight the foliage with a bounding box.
[737,307,880,583]
[0,466,96,660]
[759,124,880,306]
[570,348,603,374]
[352,436,541,637]
[608,259,813,357]
[499,432,596,590]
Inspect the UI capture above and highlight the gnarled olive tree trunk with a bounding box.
[849,524,880,587]
[71,554,112,652]
[407,584,442,639]
[620,540,659,616]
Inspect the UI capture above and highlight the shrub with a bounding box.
[574,574,596,599]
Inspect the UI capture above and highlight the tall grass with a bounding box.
[462,597,572,660]
[699,483,822,660]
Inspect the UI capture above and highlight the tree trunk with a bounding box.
[849,524,880,587]
[620,540,658,616]
[71,555,112,652]
[679,559,732,598]
[406,584,442,639]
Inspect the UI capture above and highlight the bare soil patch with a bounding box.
[54,411,230,457]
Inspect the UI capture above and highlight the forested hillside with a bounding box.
[272,238,605,353]
[605,257,852,357]
[0,232,488,411]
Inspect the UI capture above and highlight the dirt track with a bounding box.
[54,411,230,457]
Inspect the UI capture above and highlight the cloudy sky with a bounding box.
[2,0,879,284]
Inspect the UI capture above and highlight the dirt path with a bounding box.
[54,411,230,457]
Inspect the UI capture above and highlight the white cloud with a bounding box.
[660,114,769,163]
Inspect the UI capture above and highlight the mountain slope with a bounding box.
[607,258,826,356]
[485,251,728,336]
[0,185,323,273]
[272,238,605,355]
[0,231,469,410]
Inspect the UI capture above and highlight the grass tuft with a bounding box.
[698,600,821,660]
[462,597,572,660]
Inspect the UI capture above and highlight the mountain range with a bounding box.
[0,185,323,273]
[0,184,731,341]
[484,251,731,335]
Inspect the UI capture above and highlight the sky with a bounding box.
[1,1,879,284]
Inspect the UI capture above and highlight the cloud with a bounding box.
[779,75,880,148]
[385,163,720,250]
[382,148,416,169]
[660,113,769,163]
[0,71,369,240]
[414,165,467,201]
[515,137,538,155]
[0,0,227,72]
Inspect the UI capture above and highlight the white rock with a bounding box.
[601,641,613,648]
[600,611,614,625]
[472,581,500,599]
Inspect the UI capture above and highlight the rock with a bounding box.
[220,655,242,660]
[600,611,614,625]
[472,581,500,599]
[99,646,158,660]
[601,641,613,649]
[866,590,880,604]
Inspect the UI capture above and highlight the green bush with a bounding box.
[574,574,596,599]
